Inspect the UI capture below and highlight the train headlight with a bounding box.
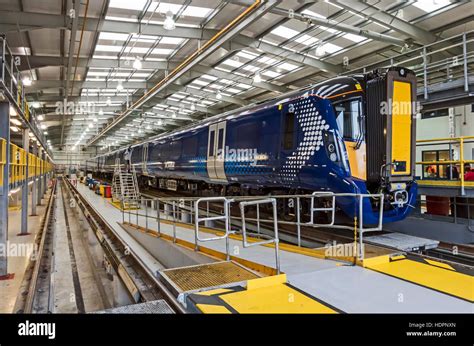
[327,143,336,153]
[329,152,337,162]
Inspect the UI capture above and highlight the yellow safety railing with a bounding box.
[416,136,474,193]
[0,137,54,186]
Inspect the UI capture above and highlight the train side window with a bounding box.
[283,112,295,150]
[334,98,361,140]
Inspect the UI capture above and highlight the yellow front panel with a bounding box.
[345,141,366,180]
[391,81,412,175]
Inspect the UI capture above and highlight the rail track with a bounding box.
[20,178,184,314]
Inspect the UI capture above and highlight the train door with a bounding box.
[207,121,227,181]
[142,143,149,175]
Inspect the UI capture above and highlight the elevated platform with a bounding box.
[366,232,439,252]
[74,183,474,313]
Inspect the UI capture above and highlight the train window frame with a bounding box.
[282,110,296,150]
[333,97,362,141]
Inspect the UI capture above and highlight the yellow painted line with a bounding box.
[196,304,231,314]
[197,288,233,296]
[366,259,474,302]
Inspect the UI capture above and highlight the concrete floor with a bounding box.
[0,186,50,313]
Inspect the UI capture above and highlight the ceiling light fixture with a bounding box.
[216,91,222,100]
[37,114,44,121]
[133,56,143,70]
[190,103,196,111]
[40,124,47,130]
[315,43,326,57]
[31,102,41,109]
[163,11,176,31]
[106,97,112,106]
[22,77,32,86]
[116,80,124,91]
[253,72,262,83]
[98,108,104,116]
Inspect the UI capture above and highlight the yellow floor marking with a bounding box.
[367,259,474,302]
[220,283,337,314]
[196,304,231,314]
[424,259,455,271]
[197,288,233,296]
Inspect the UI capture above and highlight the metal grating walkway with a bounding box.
[160,261,259,293]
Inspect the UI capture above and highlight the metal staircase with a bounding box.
[112,158,140,209]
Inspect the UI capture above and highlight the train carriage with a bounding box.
[87,67,417,225]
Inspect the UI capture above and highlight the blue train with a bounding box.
[87,67,418,225]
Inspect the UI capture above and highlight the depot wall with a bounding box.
[415,104,474,177]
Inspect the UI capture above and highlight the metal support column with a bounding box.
[31,140,37,216]
[42,151,47,196]
[20,128,29,235]
[37,148,42,206]
[462,33,469,93]
[0,102,11,277]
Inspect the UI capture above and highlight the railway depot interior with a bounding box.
[0,0,473,322]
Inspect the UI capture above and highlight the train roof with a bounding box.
[90,74,363,160]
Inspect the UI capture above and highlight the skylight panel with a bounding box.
[412,0,451,12]
[96,45,122,52]
[226,88,242,94]
[258,56,279,65]
[109,0,148,11]
[237,51,259,60]
[155,2,212,18]
[151,48,174,55]
[343,33,366,43]
[219,79,234,85]
[99,32,129,41]
[319,26,339,34]
[301,9,326,19]
[237,83,252,89]
[242,65,259,72]
[270,25,299,39]
[160,37,185,45]
[201,75,218,81]
[321,42,342,54]
[221,59,244,68]
[262,70,281,78]
[295,35,319,46]
[192,79,210,86]
[208,84,225,90]
[278,62,299,71]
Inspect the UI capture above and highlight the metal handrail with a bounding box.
[121,191,386,263]
[194,197,232,260]
[240,198,280,274]
[342,30,473,99]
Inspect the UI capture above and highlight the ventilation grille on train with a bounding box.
[365,75,387,184]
